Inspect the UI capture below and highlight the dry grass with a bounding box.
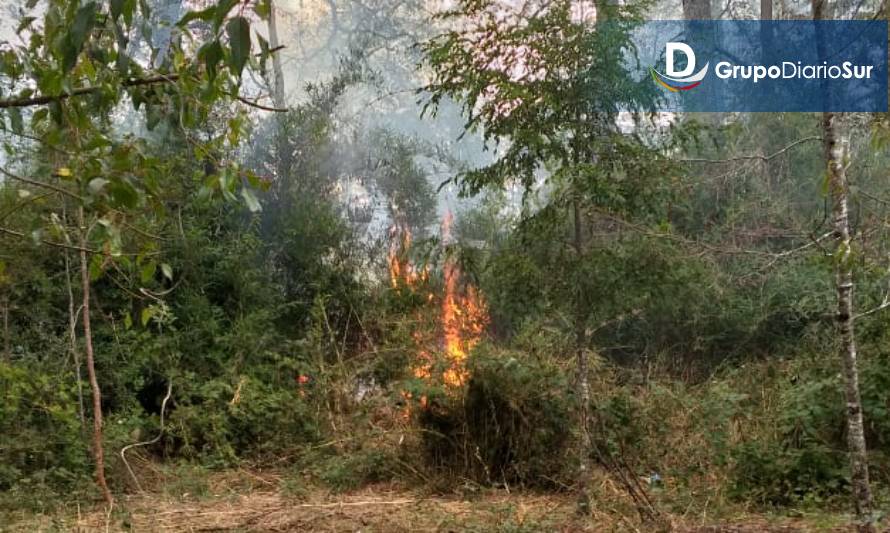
[3,468,856,533]
[12,484,589,532]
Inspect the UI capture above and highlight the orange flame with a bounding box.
[389,223,423,289]
[388,213,488,393]
[440,211,488,388]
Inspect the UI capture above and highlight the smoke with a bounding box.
[260,0,496,235]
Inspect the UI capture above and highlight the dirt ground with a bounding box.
[5,490,859,532]
[2,469,858,532]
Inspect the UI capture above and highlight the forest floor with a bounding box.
[3,469,858,532]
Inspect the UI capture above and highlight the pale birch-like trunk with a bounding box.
[2,294,8,361]
[65,249,86,428]
[682,0,711,19]
[78,207,112,506]
[812,0,873,526]
[823,112,874,530]
[267,0,291,199]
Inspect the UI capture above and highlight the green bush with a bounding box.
[0,362,89,496]
[415,346,572,488]
[731,440,848,506]
[315,449,401,492]
[727,353,890,506]
[167,375,320,464]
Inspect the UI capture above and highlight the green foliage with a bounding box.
[168,376,319,464]
[729,349,890,506]
[0,362,89,497]
[315,449,402,492]
[423,0,661,193]
[415,345,572,487]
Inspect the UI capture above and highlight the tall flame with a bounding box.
[388,222,426,289]
[388,212,488,392]
[440,211,488,388]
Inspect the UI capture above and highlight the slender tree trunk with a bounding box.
[267,0,292,199]
[572,198,592,515]
[65,249,86,428]
[822,113,874,531]
[2,294,9,361]
[812,0,873,527]
[78,207,112,506]
[268,0,286,110]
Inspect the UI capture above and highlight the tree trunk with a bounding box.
[682,0,711,19]
[2,294,9,361]
[267,0,292,199]
[268,0,286,110]
[65,249,86,428]
[572,198,592,515]
[78,207,113,506]
[822,113,874,531]
[812,0,873,528]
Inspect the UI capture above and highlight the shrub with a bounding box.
[167,375,320,464]
[731,440,848,506]
[728,357,857,506]
[0,362,89,497]
[316,449,402,492]
[415,346,572,488]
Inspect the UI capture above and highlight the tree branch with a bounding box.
[235,95,288,112]
[854,293,890,321]
[120,380,172,493]
[0,225,160,256]
[0,225,97,253]
[0,165,83,201]
[681,136,822,164]
[0,75,182,109]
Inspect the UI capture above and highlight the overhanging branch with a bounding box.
[0,75,181,109]
[681,136,823,164]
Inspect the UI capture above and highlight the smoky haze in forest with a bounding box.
[247,0,499,238]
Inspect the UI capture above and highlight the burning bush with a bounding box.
[416,345,573,488]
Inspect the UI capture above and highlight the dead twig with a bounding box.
[121,380,173,492]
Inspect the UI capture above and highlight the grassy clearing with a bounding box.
[2,468,857,532]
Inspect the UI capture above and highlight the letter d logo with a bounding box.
[651,42,709,92]
[666,42,696,77]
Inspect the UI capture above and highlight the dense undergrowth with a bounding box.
[7,326,890,521]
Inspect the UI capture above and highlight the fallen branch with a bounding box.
[155,500,418,515]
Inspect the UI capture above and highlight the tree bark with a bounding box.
[268,0,287,111]
[78,207,113,506]
[66,249,87,428]
[572,198,592,515]
[812,0,873,528]
[682,0,711,20]
[2,294,9,361]
[267,0,292,198]
[823,113,874,531]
